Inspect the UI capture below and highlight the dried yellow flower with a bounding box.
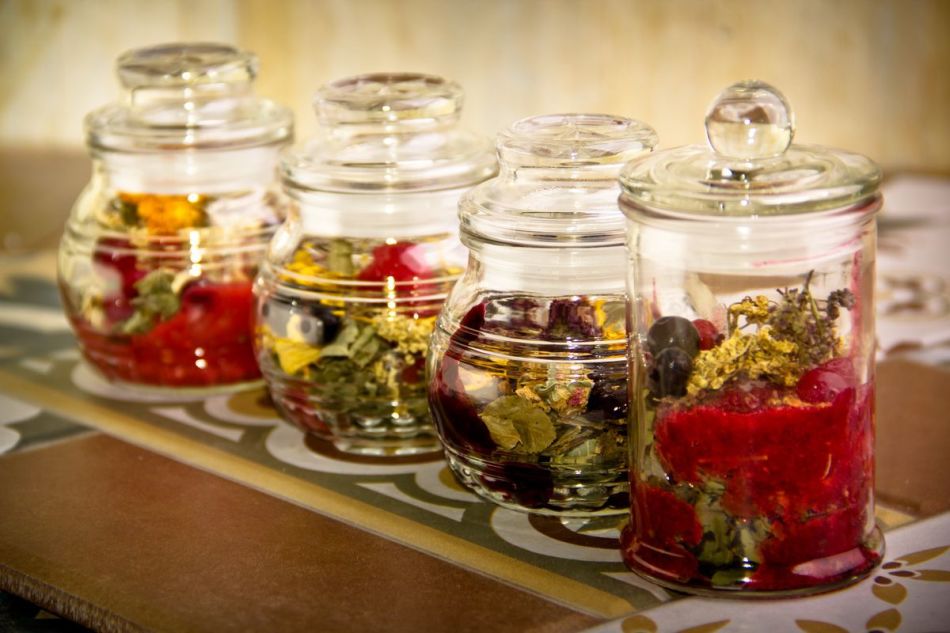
[372,313,436,361]
[687,326,800,396]
[125,193,207,235]
[728,295,772,328]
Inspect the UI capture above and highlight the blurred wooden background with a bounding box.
[0,0,948,249]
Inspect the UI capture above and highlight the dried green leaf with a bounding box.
[327,239,355,276]
[535,379,593,417]
[482,411,521,450]
[320,322,360,357]
[481,395,556,453]
[120,269,180,334]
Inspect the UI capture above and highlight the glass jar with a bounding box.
[58,43,292,390]
[255,73,495,455]
[428,114,658,515]
[619,81,883,595]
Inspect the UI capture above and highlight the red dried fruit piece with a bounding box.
[797,357,856,404]
[692,318,722,350]
[357,242,433,283]
[760,503,868,566]
[93,237,144,295]
[621,518,700,584]
[633,484,703,547]
[655,390,863,518]
[92,237,146,324]
[127,280,259,386]
[716,383,782,413]
[401,356,425,383]
[429,351,494,455]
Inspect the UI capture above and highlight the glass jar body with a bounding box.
[254,191,468,455]
[621,198,883,595]
[58,152,285,390]
[427,244,630,515]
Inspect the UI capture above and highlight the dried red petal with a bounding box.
[357,242,433,282]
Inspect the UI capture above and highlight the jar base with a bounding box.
[444,446,628,517]
[620,522,884,598]
[267,376,439,455]
[81,358,264,397]
[329,435,441,456]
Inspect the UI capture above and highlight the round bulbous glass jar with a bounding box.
[58,43,292,390]
[255,73,495,455]
[619,81,883,595]
[427,113,658,515]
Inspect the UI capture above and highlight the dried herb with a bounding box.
[320,321,383,368]
[516,377,593,417]
[372,313,437,361]
[688,273,854,397]
[687,327,799,394]
[481,395,556,453]
[121,269,180,334]
[327,239,355,276]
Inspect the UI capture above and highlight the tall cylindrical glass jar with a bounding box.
[58,43,292,390]
[619,81,883,595]
[428,114,657,515]
[255,73,495,455]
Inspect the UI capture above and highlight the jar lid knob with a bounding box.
[704,80,794,160]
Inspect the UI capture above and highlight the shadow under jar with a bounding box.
[619,81,884,596]
[428,113,658,515]
[255,73,495,456]
[58,43,292,391]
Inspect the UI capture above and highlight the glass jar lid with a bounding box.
[283,73,495,193]
[619,80,880,217]
[461,113,658,247]
[86,42,293,153]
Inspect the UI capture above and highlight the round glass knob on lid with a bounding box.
[703,80,794,160]
[620,80,880,217]
[88,42,292,153]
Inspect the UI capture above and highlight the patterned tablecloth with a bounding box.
[0,174,948,631]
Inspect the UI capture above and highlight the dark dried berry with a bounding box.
[648,316,700,358]
[544,298,601,341]
[651,347,693,397]
[486,462,553,509]
[587,378,629,420]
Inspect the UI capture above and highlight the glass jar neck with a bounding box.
[289,187,466,239]
[625,196,881,276]
[94,145,281,194]
[464,240,626,295]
